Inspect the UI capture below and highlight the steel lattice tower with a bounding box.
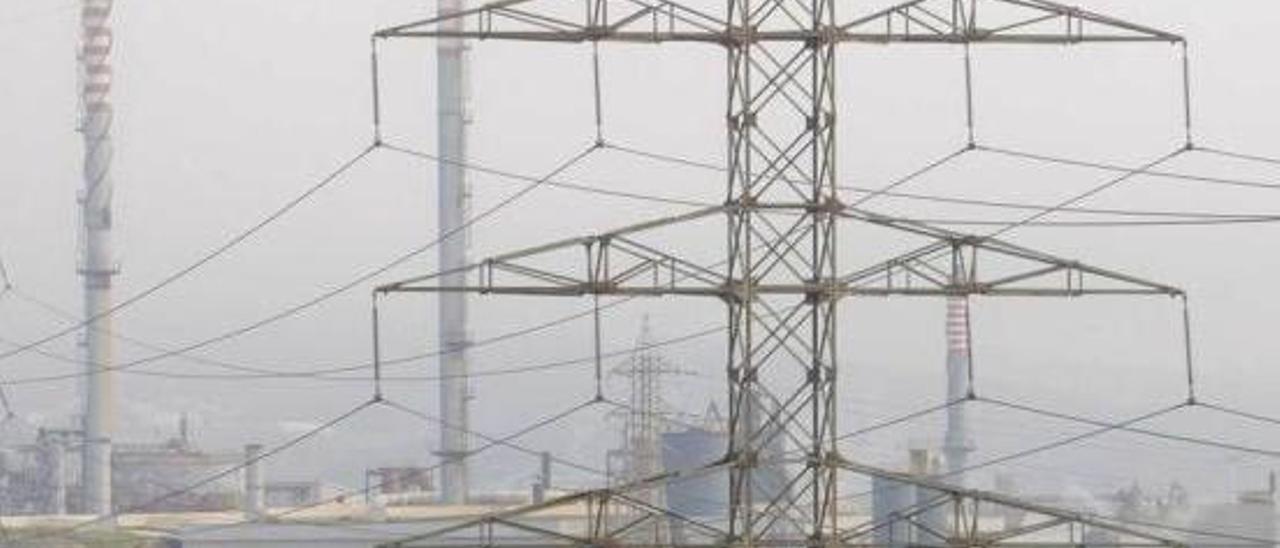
[611,317,672,489]
[376,1,1190,545]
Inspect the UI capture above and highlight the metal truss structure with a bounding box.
[375,0,1186,545]
[380,457,1185,547]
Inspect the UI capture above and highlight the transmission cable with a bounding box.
[1193,400,1280,429]
[848,146,975,207]
[834,398,968,442]
[0,143,378,366]
[1195,146,1280,167]
[978,396,1280,460]
[20,397,379,542]
[381,396,606,476]
[898,214,1280,228]
[0,143,600,387]
[1,278,616,383]
[7,140,1259,389]
[384,141,706,208]
[4,142,1266,384]
[606,140,1280,221]
[989,148,1187,237]
[6,286,291,377]
[181,395,606,537]
[205,324,713,383]
[0,297,720,387]
[982,144,1280,191]
[838,402,1187,503]
[9,138,1259,390]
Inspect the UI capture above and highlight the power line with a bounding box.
[899,215,1280,228]
[7,141,1272,386]
[180,396,606,538]
[1,275,617,383]
[1195,146,1280,168]
[989,148,1187,237]
[0,142,600,385]
[1196,400,1280,429]
[381,397,607,476]
[838,402,1187,507]
[834,398,967,442]
[982,144,1280,191]
[978,396,1280,460]
[0,286,721,387]
[6,286,291,377]
[0,143,378,366]
[850,188,1280,220]
[1085,513,1276,547]
[383,141,708,208]
[0,324,721,385]
[4,141,835,388]
[19,397,379,542]
[607,140,1280,221]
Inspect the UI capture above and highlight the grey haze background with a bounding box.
[1,0,1279,503]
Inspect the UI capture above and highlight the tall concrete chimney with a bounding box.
[435,0,473,505]
[77,0,118,516]
[243,444,265,518]
[943,296,973,478]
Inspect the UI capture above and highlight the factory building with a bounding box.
[111,439,241,512]
[0,416,246,515]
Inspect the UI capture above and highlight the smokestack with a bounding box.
[243,444,265,518]
[78,0,118,516]
[435,0,473,505]
[540,451,551,490]
[943,296,972,479]
[532,451,551,503]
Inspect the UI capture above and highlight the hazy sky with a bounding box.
[2,0,1280,502]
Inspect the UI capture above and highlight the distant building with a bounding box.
[112,416,242,512]
[266,480,325,508]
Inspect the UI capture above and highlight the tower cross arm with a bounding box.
[835,231,1183,298]
[377,205,735,299]
[836,0,1182,44]
[375,0,731,44]
[376,0,1182,45]
[833,208,1183,297]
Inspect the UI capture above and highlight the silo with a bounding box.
[661,427,727,545]
[661,428,727,518]
[871,476,913,548]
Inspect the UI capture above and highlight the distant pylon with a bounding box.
[607,316,690,543]
[609,316,684,489]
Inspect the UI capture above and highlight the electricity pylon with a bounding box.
[375,1,1187,545]
[609,317,685,489]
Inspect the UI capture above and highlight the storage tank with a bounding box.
[872,476,914,548]
[661,427,728,518]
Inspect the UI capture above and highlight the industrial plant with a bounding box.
[1,0,1280,547]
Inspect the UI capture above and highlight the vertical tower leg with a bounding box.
[724,0,839,542]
